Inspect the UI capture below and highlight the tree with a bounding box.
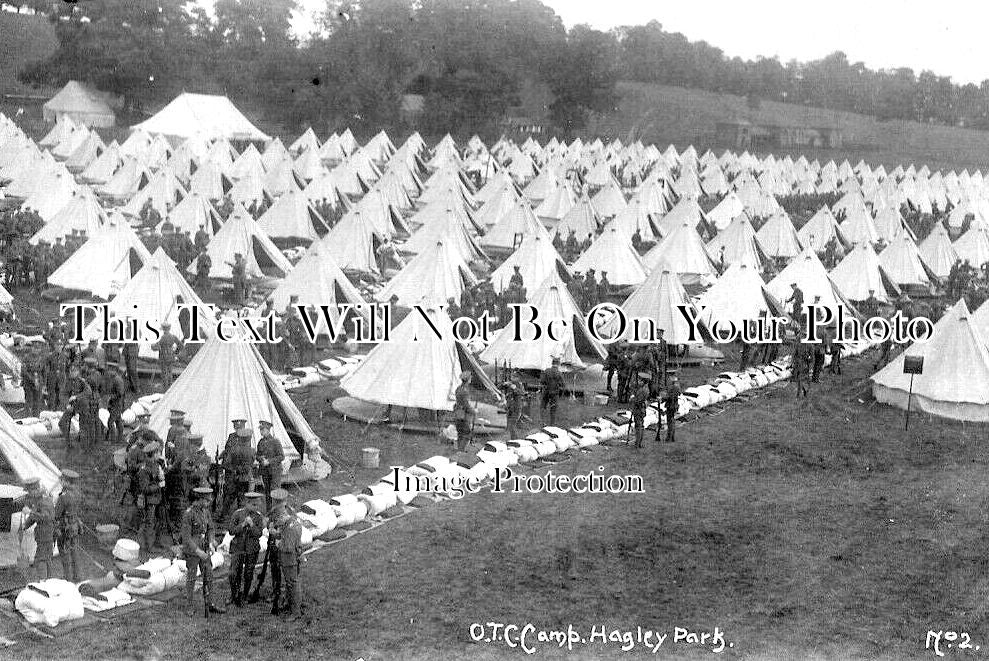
[546,25,619,135]
[19,0,199,109]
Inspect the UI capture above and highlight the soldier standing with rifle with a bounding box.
[228,492,265,607]
[259,488,292,612]
[220,426,255,522]
[134,442,165,559]
[181,487,226,618]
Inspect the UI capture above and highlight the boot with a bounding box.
[204,586,226,617]
[184,583,196,617]
[241,573,253,606]
[228,576,242,607]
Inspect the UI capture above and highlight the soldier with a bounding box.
[122,338,141,394]
[861,289,881,319]
[20,357,41,417]
[43,345,65,410]
[629,379,650,448]
[603,341,622,393]
[583,269,599,309]
[829,327,843,375]
[598,271,611,301]
[658,377,682,443]
[275,508,304,619]
[786,282,804,323]
[227,253,247,305]
[262,488,292,613]
[539,357,565,425]
[791,337,810,398]
[195,250,212,295]
[184,433,212,496]
[228,492,265,607]
[104,363,126,445]
[453,372,475,451]
[21,477,55,580]
[501,374,525,440]
[135,442,165,557]
[164,410,188,465]
[651,328,668,393]
[508,265,525,292]
[283,308,309,369]
[194,224,210,253]
[446,297,461,322]
[181,487,225,617]
[153,321,184,390]
[255,420,284,509]
[74,374,98,448]
[220,426,255,522]
[54,469,83,582]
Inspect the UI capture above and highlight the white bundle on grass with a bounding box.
[15,579,85,627]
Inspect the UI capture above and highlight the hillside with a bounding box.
[590,81,989,172]
[0,10,56,95]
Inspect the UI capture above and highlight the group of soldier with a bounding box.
[17,469,84,583]
[1,232,80,291]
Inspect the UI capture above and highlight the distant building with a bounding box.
[716,119,842,150]
[501,113,546,136]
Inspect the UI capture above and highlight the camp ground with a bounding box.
[0,15,988,658]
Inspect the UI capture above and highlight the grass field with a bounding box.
[2,337,985,660]
[592,81,989,173]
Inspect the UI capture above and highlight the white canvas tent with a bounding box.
[341,304,498,411]
[694,262,786,333]
[148,330,312,458]
[43,80,119,128]
[132,93,271,143]
[188,205,292,279]
[47,216,152,299]
[872,299,989,422]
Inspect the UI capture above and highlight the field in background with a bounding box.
[593,81,989,172]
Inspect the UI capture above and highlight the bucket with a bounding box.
[361,447,380,469]
[96,524,120,548]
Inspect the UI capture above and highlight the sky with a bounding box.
[539,0,989,85]
[288,0,989,85]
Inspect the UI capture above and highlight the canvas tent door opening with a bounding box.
[252,236,285,277]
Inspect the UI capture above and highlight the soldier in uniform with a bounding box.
[228,492,265,607]
[630,379,650,448]
[184,433,212,496]
[194,224,210,253]
[21,477,55,579]
[43,346,66,410]
[658,377,682,443]
[195,250,212,295]
[453,372,475,451]
[181,487,225,617]
[228,253,248,305]
[262,488,292,613]
[539,357,565,425]
[152,321,183,390]
[54,469,83,582]
[220,426,255,522]
[275,508,304,619]
[122,338,141,394]
[603,341,622,393]
[164,410,190,467]
[500,375,525,440]
[651,329,668,393]
[105,363,126,445]
[20,357,41,417]
[255,420,284,509]
[135,442,165,557]
[786,282,805,325]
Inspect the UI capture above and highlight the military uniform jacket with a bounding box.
[184,450,211,489]
[256,435,284,471]
[663,385,681,415]
[229,507,265,554]
[153,332,183,364]
[278,518,303,564]
[181,506,215,556]
[225,441,255,481]
[54,487,82,539]
[135,461,164,506]
[25,496,55,545]
[540,367,565,397]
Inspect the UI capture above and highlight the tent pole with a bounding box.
[905,373,914,431]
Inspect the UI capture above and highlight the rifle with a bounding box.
[209,449,225,517]
[247,546,269,603]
